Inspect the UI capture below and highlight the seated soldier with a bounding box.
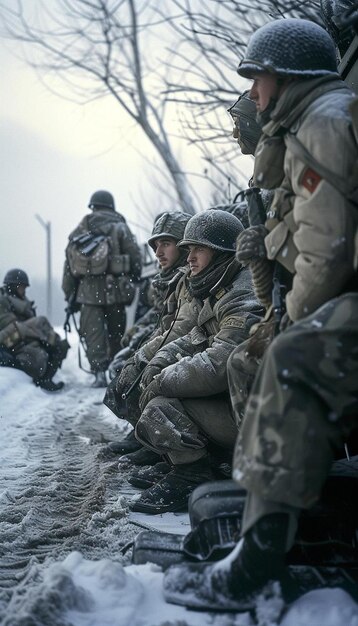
[129,210,263,514]
[103,210,193,457]
[163,17,358,608]
[0,269,69,391]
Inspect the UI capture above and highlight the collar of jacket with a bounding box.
[262,74,349,136]
[209,258,242,300]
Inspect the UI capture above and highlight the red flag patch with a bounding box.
[300,167,322,193]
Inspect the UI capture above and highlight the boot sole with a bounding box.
[130,499,189,514]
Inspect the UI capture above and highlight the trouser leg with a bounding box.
[233,293,358,511]
[15,343,48,380]
[105,304,126,360]
[136,394,238,464]
[227,339,260,426]
[80,305,109,372]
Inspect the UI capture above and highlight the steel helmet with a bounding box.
[4,268,30,287]
[88,190,115,210]
[178,210,244,253]
[238,18,338,79]
[148,211,192,250]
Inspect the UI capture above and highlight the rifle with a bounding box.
[63,290,92,374]
[244,187,287,334]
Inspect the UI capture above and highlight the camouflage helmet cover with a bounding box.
[4,268,30,287]
[148,210,192,250]
[88,190,115,210]
[238,18,338,79]
[178,209,244,253]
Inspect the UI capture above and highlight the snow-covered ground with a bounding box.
[0,331,357,626]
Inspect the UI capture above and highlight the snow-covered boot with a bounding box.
[163,513,292,610]
[35,378,65,392]
[103,430,143,456]
[130,457,216,514]
[128,461,171,489]
[92,371,107,388]
[117,446,161,467]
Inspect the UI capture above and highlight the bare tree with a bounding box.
[0,0,197,214]
[155,0,322,198]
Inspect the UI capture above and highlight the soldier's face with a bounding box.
[154,237,180,269]
[249,73,280,112]
[17,285,26,297]
[187,245,215,276]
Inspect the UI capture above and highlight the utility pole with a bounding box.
[35,214,52,322]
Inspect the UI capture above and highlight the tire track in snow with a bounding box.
[0,369,139,621]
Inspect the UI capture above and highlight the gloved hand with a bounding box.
[140,364,163,389]
[139,377,162,412]
[236,225,268,266]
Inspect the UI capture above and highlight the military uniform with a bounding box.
[230,22,358,534]
[130,210,263,514]
[0,272,68,389]
[136,264,263,463]
[62,192,141,380]
[162,18,358,608]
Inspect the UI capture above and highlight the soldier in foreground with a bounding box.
[0,269,69,391]
[62,190,142,387]
[164,18,358,607]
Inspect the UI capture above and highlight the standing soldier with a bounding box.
[0,269,69,391]
[62,190,142,387]
[163,18,358,607]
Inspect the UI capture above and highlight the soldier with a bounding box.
[0,269,69,391]
[108,211,191,380]
[62,190,142,387]
[164,18,358,606]
[103,210,192,456]
[130,210,263,514]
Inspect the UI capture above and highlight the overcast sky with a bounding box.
[0,14,253,287]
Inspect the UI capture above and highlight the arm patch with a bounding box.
[300,167,322,194]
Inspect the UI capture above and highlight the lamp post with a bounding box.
[35,214,52,322]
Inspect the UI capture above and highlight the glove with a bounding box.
[140,364,163,389]
[139,377,162,412]
[236,225,268,266]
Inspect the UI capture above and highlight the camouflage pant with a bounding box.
[233,292,358,510]
[136,394,238,464]
[80,304,126,372]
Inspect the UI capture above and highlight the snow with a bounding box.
[1,331,357,625]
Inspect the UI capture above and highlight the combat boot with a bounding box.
[128,461,171,489]
[130,456,216,514]
[163,513,294,611]
[92,371,107,388]
[35,378,65,392]
[117,446,161,467]
[102,430,143,457]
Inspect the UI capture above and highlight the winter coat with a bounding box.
[0,289,57,350]
[147,265,263,398]
[62,208,142,306]
[138,267,199,363]
[254,75,358,321]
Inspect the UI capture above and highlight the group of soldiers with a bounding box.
[1,0,358,607]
